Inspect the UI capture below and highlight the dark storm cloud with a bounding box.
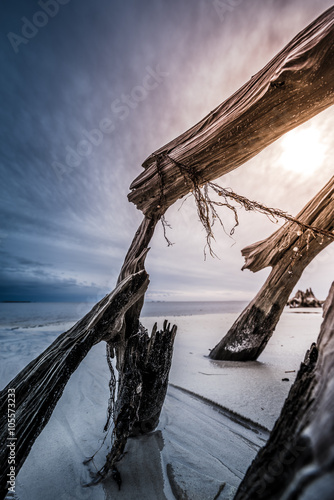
[0,0,333,301]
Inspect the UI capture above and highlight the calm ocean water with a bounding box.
[0,300,247,388]
[0,301,248,328]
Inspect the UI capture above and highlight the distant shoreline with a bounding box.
[0,301,32,303]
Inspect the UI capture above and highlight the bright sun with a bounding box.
[280,126,326,176]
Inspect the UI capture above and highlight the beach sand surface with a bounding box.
[1,307,323,499]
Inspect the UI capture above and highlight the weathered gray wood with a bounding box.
[118,216,159,283]
[209,177,334,361]
[94,321,177,484]
[234,282,334,500]
[128,7,334,218]
[130,320,177,436]
[99,214,178,481]
[0,271,149,499]
[113,216,159,371]
[241,177,334,273]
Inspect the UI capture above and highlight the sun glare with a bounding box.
[279,126,326,176]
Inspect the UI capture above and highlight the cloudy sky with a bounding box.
[0,0,333,303]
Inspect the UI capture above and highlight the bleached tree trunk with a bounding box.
[234,282,334,500]
[209,177,334,361]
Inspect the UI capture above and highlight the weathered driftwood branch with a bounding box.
[99,214,177,482]
[128,7,334,218]
[118,216,159,283]
[234,282,334,499]
[0,271,149,498]
[241,177,334,273]
[186,180,334,258]
[113,216,160,371]
[209,177,334,361]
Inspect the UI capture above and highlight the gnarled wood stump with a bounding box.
[95,321,177,483]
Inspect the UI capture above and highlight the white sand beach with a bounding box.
[0,305,323,500]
